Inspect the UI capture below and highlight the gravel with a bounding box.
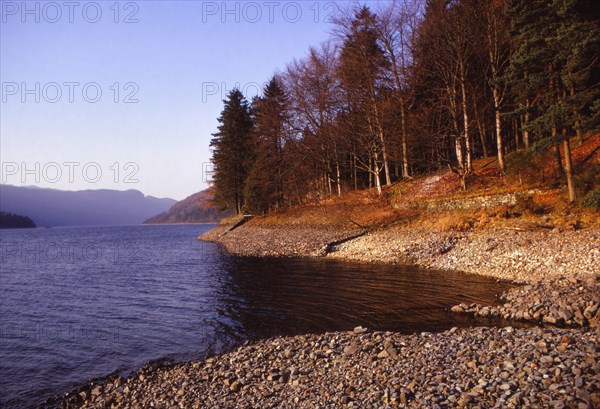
[327,227,600,284]
[200,224,364,257]
[46,327,599,408]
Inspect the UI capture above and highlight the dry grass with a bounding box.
[219,214,246,225]
[435,213,474,232]
[243,134,599,231]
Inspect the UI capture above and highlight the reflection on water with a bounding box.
[216,256,517,339]
[0,225,517,408]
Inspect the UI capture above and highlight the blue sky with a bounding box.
[0,0,366,200]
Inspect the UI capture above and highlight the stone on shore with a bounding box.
[49,327,599,409]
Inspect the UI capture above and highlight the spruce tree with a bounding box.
[210,89,254,214]
[506,0,599,201]
[243,76,289,213]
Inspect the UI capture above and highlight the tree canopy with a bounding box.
[209,1,600,213]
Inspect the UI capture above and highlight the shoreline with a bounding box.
[200,222,600,282]
[201,223,600,329]
[45,223,599,408]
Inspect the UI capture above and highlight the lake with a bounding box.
[0,225,515,407]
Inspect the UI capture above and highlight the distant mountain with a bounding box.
[0,211,36,229]
[0,185,176,227]
[144,188,232,224]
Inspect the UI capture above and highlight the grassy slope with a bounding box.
[240,134,600,232]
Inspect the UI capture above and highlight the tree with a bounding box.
[482,0,511,172]
[507,0,600,202]
[337,6,392,194]
[244,76,290,213]
[414,0,477,189]
[0,212,36,229]
[551,0,600,201]
[210,89,254,214]
[204,0,598,212]
[504,0,555,152]
[375,0,424,179]
[286,42,344,196]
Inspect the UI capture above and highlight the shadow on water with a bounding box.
[212,256,523,341]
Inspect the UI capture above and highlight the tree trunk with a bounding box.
[563,133,576,203]
[368,155,373,189]
[379,126,392,186]
[460,74,472,172]
[473,96,488,158]
[448,85,464,171]
[399,94,410,178]
[367,91,391,186]
[523,109,530,149]
[336,161,342,197]
[492,88,504,172]
[373,153,382,196]
[455,136,464,173]
[553,126,564,175]
[569,85,584,145]
[353,154,358,190]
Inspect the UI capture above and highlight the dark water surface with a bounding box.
[0,225,516,407]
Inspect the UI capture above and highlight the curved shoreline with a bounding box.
[201,223,600,329]
[45,224,599,408]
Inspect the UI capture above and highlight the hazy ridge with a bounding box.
[144,188,231,224]
[0,184,175,227]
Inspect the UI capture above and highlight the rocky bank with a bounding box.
[49,326,598,408]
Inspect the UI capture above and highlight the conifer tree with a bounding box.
[210,89,254,214]
[244,76,289,213]
[507,0,600,201]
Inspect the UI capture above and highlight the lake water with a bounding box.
[0,225,516,408]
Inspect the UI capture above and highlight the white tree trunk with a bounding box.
[460,73,472,172]
[493,87,505,172]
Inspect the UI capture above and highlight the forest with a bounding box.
[209,0,600,215]
[0,211,36,229]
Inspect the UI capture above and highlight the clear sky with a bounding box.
[0,0,368,200]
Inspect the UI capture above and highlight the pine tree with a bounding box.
[243,76,289,213]
[553,0,600,139]
[506,0,600,202]
[210,89,254,214]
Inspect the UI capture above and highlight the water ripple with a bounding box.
[0,225,517,408]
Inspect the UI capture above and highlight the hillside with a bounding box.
[144,187,232,224]
[232,134,599,231]
[0,185,175,227]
